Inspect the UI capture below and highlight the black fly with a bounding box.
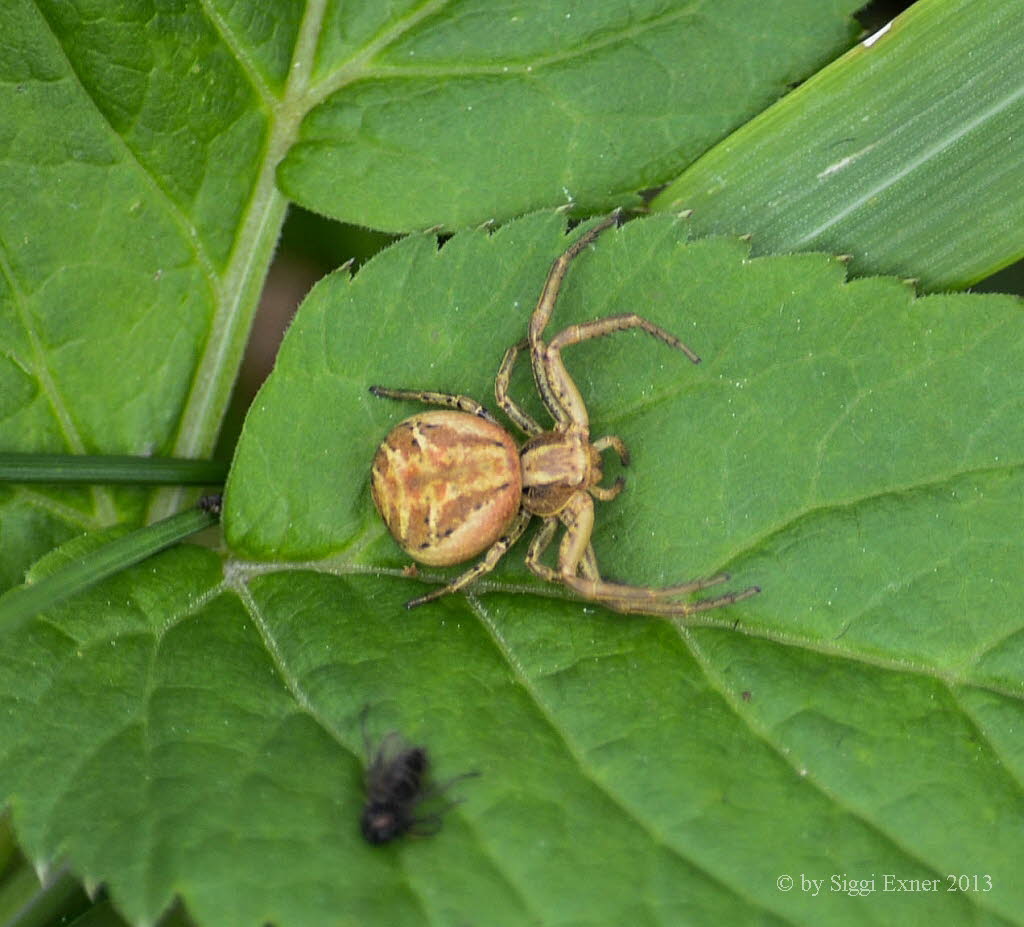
[359,707,478,845]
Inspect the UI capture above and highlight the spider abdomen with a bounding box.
[371,410,523,566]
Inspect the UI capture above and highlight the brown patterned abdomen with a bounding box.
[371,410,523,566]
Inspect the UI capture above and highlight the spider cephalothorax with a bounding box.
[370,212,759,617]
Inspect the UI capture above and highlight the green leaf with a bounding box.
[4,214,1020,925]
[278,0,864,231]
[653,0,1024,290]
[4,3,1024,923]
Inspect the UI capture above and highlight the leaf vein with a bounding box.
[466,591,793,924]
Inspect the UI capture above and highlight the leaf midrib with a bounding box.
[147,0,334,520]
[307,0,709,104]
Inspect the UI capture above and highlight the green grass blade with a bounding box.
[0,506,217,636]
[0,455,227,485]
[653,0,1024,290]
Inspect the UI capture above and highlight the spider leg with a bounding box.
[547,493,760,617]
[563,575,761,617]
[540,313,701,427]
[405,508,532,608]
[369,386,498,423]
[579,544,600,580]
[589,477,625,502]
[494,339,543,435]
[592,434,630,467]
[556,492,596,577]
[548,314,701,363]
[587,434,630,501]
[528,213,623,425]
[526,501,601,583]
[524,516,562,583]
[528,213,622,345]
[525,501,758,616]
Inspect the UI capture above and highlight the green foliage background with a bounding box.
[0,1,1022,926]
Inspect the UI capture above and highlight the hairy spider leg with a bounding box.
[563,571,761,618]
[519,506,605,587]
[589,433,629,501]
[368,385,498,423]
[528,213,622,423]
[592,433,630,466]
[579,542,600,579]
[525,211,699,426]
[494,339,543,435]
[541,314,701,429]
[524,517,561,583]
[527,492,760,617]
[404,508,533,608]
